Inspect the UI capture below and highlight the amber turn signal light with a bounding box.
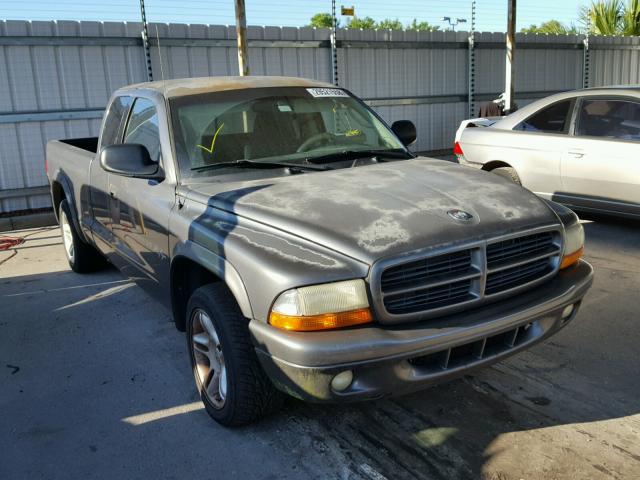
[560,247,583,270]
[269,308,373,332]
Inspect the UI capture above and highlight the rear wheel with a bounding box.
[59,199,106,273]
[491,166,521,185]
[187,283,284,426]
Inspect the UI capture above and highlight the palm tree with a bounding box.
[622,0,640,35]
[581,0,640,35]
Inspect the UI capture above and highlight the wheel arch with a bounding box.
[170,243,253,331]
[481,160,513,172]
[50,170,89,243]
[51,180,65,221]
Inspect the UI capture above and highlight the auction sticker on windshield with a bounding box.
[306,88,349,98]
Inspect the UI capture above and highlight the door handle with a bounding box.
[568,150,584,158]
[109,185,118,199]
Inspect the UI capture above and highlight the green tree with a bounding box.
[406,19,440,31]
[346,16,377,29]
[309,13,338,28]
[520,19,579,34]
[580,0,640,35]
[377,18,403,30]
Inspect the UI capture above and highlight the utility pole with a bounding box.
[505,0,516,113]
[139,0,153,81]
[234,0,249,76]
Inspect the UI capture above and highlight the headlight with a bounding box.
[561,221,584,269]
[269,279,373,331]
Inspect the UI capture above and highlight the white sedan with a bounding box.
[454,87,640,219]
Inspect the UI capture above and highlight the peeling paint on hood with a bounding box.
[184,158,558,264]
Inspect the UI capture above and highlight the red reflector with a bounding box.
[453,142,464,155]
[45,159,48,174]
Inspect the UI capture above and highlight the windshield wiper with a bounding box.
[305,148,414,164]
[191,159,331,173]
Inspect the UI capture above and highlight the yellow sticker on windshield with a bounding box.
[345,129,361,137]
[197,123,225,156]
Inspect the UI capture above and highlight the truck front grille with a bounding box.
[375,227,562,322]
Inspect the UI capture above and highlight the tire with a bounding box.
[59,199,106,273]
[186,283,284,426]
[491,166,522,185]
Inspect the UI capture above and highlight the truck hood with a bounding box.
[184,158,559,264]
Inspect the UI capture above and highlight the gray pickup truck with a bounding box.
[46,76,593,426]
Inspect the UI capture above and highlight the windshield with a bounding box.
[169,86,405,177]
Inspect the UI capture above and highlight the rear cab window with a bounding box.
[100,96,132,148]
[123,97,162,162]
[575,98,640,141]
[514,100,574,134]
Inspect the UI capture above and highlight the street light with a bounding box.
[441,16,467,31]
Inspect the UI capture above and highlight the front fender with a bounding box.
[170,199,370,323]
[171,240,254,319]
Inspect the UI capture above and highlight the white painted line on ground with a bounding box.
[122,401,205,426]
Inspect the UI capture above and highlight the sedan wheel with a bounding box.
[191,308,227,409]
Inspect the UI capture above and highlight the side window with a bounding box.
[123,98,161,162]
[576,99,640,141]
[514,100,573,133]
[101,96,132,147]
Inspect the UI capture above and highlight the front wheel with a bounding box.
[187,283,284,426]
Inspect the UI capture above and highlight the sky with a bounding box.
[0,0,588,33]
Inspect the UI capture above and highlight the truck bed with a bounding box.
[59,137,99,153]
[46,137,99,226]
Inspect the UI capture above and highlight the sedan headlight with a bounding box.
[561,221,584,269]
[269,279,373,331]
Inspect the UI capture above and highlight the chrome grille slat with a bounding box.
[375,226,562,321]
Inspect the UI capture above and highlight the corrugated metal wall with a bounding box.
[0,20,638,213]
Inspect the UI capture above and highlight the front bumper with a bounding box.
[250,260,593,402]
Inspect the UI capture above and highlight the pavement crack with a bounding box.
[6,364,20,374]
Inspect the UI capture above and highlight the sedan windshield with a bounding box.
[169,86,405,177]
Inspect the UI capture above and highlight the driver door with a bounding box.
[108,96,174,289]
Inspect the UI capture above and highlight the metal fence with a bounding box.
[1,19,639,213]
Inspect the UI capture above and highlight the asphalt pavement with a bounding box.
[1,214,639,480]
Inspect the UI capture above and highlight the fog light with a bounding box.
[331,370,353,392]
[562,304,575,319]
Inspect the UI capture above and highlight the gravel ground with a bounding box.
[1,214,639,480]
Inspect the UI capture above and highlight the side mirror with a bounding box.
[100,144,164,181]
[391,120,417,147]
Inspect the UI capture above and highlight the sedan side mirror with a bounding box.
[391,120,417,147]
[100,144,164,181]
